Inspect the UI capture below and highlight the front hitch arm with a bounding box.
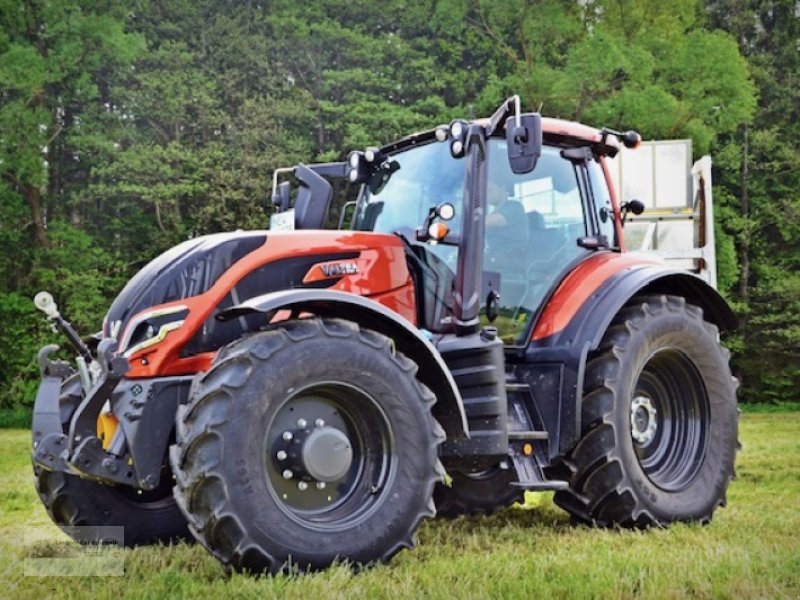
[32,338,134,486]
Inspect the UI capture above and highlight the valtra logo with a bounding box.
[319,262,359,277]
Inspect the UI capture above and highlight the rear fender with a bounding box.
[219,289,469,439]
[542,268,737,351]
[527,263,737,459]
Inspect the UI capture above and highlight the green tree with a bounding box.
[0,0,142,247]
[471,0,755,153]
[0,1,141,408]
[706,0,800,401]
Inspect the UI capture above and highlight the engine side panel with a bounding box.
[122,231,415,379]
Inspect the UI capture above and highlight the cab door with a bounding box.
[482,141,602,345]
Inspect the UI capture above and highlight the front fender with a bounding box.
[219,289,469,439]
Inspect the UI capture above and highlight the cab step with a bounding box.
[508,430,548,441]
[505,379,568,491]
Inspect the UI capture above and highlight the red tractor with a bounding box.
[32,96,738,573]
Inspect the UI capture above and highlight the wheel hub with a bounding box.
[265,383,394,520]
[630,395,658,445]
[273,418,353,485]
[301,427,353,482]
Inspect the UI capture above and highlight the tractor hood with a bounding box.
[103,231,268,339]
[104,230,416,363]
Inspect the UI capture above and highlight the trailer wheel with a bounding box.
[553,295,738,526]
[434,466,523,517]
[33,377,190,546]
[171,318,444,574]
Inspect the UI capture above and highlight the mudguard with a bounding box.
[539,267,737,350]
[524,263,736,459]
[219,288,470,438]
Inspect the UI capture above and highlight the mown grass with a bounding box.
[1,413,798,599]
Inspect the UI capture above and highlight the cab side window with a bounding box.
[483,142,591,344]
[587,159,616,246]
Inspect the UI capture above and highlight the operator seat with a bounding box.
[528,213,566,263]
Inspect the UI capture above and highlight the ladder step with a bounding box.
[512,480,569,491]
[505,383,530,392]
[508,430,548,441]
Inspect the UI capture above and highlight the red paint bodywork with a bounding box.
[531,252,662,341]
[542,118,604,144]
[123,231,414,378]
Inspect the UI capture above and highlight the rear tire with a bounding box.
[171,318,444,573]
[553,294,738,526]
[434,467,523,517]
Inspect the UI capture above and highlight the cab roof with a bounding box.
[381,115,619,157]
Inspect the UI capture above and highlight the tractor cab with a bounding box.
[271,96,635,345]
[351,130,612,344]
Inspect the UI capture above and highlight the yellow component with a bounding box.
[523,443,534,456]
[96,412,120,451]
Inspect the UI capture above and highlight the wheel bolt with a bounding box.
[282,431,293,441]
[297,418,307,428]
[315,418,325,428]
[316,481,326,490]
[276,450,287,461]
[298,481,308,491]
[282,469,293,479]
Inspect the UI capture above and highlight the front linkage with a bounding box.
[31,293,190,492]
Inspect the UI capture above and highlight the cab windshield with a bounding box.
[353,140,464,258]
[352,138,591,344]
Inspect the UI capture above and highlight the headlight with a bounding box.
[119,305,189,357]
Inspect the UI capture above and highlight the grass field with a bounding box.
[1,413,798,599]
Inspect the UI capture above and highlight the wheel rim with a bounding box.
[630,349,710,492]
[264,382,395,530]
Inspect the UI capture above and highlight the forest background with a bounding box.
[0,0,797,413]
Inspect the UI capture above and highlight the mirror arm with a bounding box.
[486,95,521,138]
[338,201,357,230]
[271,167,295,199]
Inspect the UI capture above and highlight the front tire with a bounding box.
[553,295,739,526]
[35,468,190,546]
[434,467,523,517]
[171,318,444,573]
[33,376,190,546]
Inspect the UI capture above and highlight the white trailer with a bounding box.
[608,140,717,288]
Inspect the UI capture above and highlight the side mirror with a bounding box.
[505,113,542,174]
[294,164,333,229]
[620,199,645,227]
[272,181,291,213]
[622,199,645,215]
